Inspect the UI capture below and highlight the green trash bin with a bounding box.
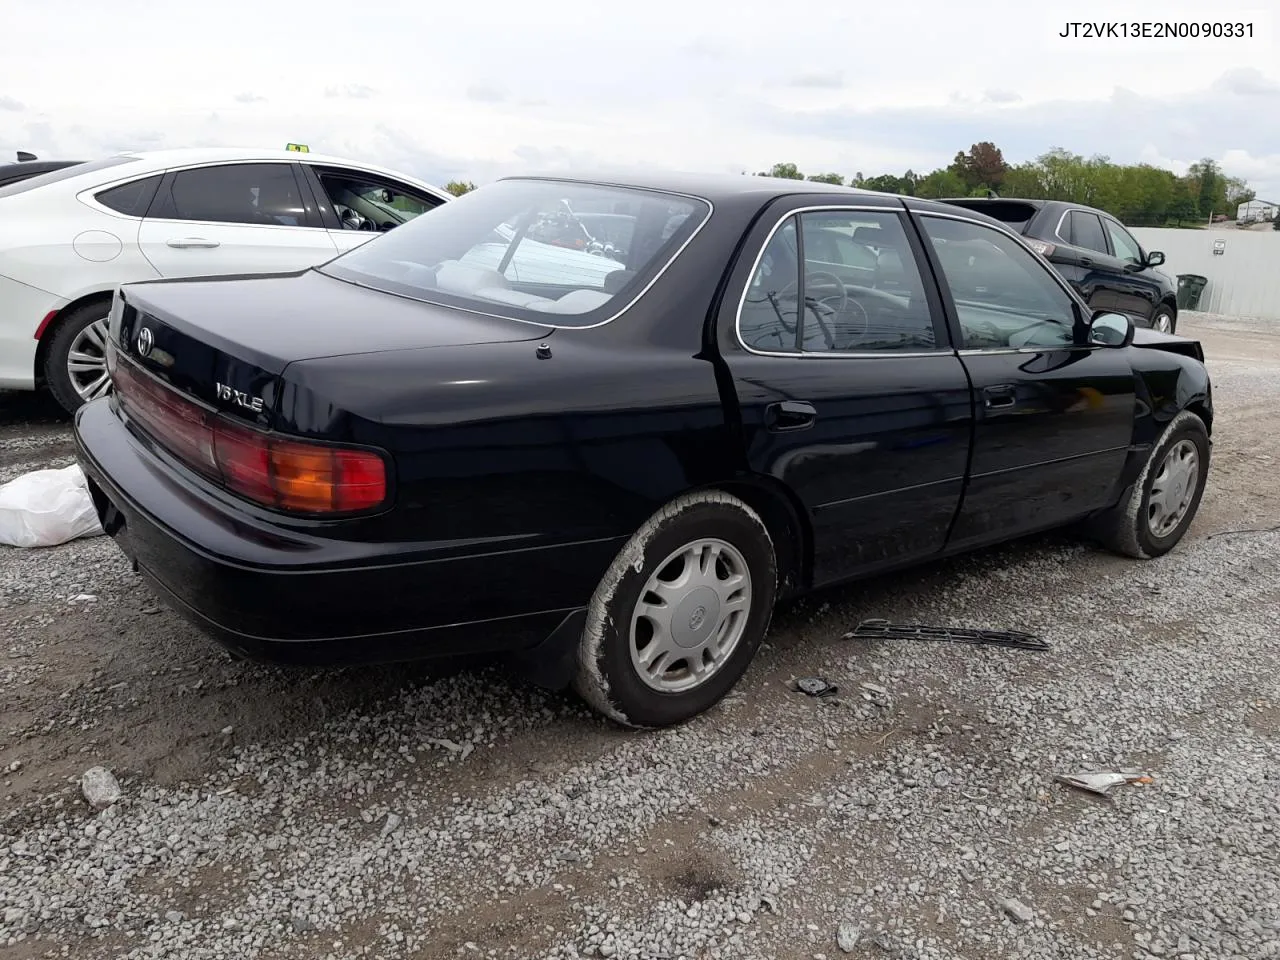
[1176,274,1207,311]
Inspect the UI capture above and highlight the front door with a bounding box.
[912,210,1137,549]
[716,199,973,585]
[138,162,338,279]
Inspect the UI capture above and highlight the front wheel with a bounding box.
[1093,410,1209,558]
[43,302,113,415]
[573,490,778,728]
[1151,308,1176,335]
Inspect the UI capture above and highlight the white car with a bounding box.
[0,147,454,413]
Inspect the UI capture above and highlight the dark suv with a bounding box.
[942,198,1179,334]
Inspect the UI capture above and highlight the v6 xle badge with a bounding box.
[215,382,265,413]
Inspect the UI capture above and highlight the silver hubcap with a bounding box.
[1147,439,1199,538]
[629,538,752,694]
[1154,313,1172,333]
[67,318,112,402]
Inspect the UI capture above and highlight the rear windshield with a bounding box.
[320,178,710,328]
[0,155,138,199]
[944,199,1040,233]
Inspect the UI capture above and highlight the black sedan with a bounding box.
[940,197,1180,334]
[73,173,1213,728]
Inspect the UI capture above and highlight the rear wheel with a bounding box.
[1151,307,1176,334]
[44,301,113,415]
[1093,410,1209,558]
[573,490,777,728]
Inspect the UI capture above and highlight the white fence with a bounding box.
[1131,227,1280,320]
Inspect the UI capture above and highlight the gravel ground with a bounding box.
[1,311,1278,960]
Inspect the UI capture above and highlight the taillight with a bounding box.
[112,361,388,515]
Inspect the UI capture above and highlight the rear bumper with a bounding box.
[73,398,621,669]
[0,274,64,390]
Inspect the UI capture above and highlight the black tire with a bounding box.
[1151,307,1176,335]
[573,490,778,728]
[43,300,112,415]
[1092,410,1209,559]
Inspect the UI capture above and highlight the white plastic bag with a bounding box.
[0,464,105,548]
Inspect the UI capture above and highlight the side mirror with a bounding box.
[1089,311,1134,348]
[1145,250,1165,267]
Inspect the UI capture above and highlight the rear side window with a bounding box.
[739,210,937,353]
[95,175,163,217]
[151,163,308,227]
[0,155,138,199]
[1067,211,1108,253]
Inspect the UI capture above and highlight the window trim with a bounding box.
[144,160,323,232]
[733,204,952,360]
[915,210,1093,356]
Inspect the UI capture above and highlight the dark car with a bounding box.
[73,173,1213,728]
[940,198,1180,334]
[0,153,84,188]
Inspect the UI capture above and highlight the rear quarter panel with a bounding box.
[278,333,738,549]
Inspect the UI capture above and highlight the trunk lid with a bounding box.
[114,269,553,425]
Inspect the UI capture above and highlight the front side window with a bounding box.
[155,163,307,227]
[738,210,937,353]
[320,178,708,326]
[921,216,1078,350]
[313,168,443,231]
[1104,219,1142,264]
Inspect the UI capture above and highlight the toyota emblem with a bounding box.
[136,327,153,358]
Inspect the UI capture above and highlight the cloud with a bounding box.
[465,84,507,104]
[324,83,376,100]
[0,95,23,112]
[982,89,1021,104]
[785,71,844,90]
[1213,68,1280,97]
[234,92,266,104]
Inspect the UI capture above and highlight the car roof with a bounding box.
[496,170,1024,234]
[498,169,899,204]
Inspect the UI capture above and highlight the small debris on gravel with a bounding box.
[794,677,838,697]
[1000,898,1035,923]
[79,765,121,809]
[837,920,860,952]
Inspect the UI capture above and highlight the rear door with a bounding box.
[137,162,338,278]
[298,164,448,254]
[911,208,1136,549]
[1055,208,1121,313]
[715,196,973,586]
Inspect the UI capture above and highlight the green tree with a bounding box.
[444,180,477,196]
[759,162,805,180]
[915,169,968,199]
[807,172,845,185]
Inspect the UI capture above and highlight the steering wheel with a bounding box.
[777,271,848,349]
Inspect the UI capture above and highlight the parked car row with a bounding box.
[72,171,1214,728]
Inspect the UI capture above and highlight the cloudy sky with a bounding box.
[3,0,1279,198]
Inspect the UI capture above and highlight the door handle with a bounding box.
[982,385,1017,410]
[1079,256,1093,266]
[165,237,221,248]
[766,400,817,431]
